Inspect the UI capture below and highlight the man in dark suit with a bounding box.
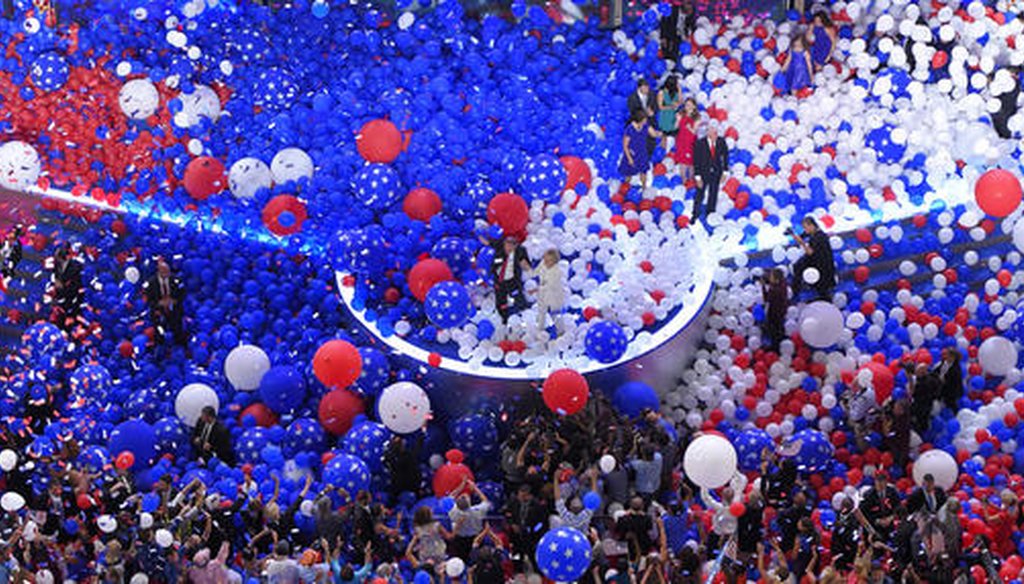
[49,243,84,329]
[692,124,729,221]
[191,406,234,465]
[935,346,963,411]
[904,473,947,516]
[627,79,656,156]
[143,258,187,346]
[859,471,901,542]
[485,236,531,323]
[0,226,21,282]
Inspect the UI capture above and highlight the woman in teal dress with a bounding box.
[657,76,681,151]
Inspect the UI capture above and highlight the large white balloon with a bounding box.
[598,454,616,474]
[377,381,431,434]
[1,491,25,512]
[118,78,160,120]
[979,336,1017,376]
[228,157,273,200]
[445,557,466,577]
[155,528,174,548]
[799,301,844,348]
[912,449,958,490]
[176,84,222,128]
[270,147,314,184]
[0,449,16,471]
[0,141,41,190]
[683,434,738,489]
[174,383,220,427]
[224,344,271,391]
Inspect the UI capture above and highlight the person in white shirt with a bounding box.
[532,249,566,334]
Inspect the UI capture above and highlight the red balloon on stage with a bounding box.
[262,195,307,237]
[183,156,227,201]
[318,389,365,436]
[856,362,895,404]
[542,368,589,415]
[486,192,529,237]
[403,187,442,222]
[433,449,475,497]
[240,402,278,427]
[407,258,453,302]
[975,168,1023,217]
[313,340,363,389]
[115,451,135,471]
[560,155,592,192]
[356,119,403,164]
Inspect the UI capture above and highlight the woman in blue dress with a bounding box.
[782,34,814,94]
[807,12,836,71]
[619,108,661,190]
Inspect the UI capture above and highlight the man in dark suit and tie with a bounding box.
[49,243,84,329]
[692,124,729,222]
[143,258,187,347]
[627,79,656,156]
[191,406,235,465]
[935,346,963,411]
[905,473,947,516]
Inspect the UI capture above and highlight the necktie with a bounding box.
[710,139,715,159]
[926,491,934,511]
[161,277,168,298]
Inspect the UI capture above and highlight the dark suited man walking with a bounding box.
[692,124,729,222]
[627,79,656,157]
[48,243,84,330]
[142,258,187,347]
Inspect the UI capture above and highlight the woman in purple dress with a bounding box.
[807,12,836,71]
[619,109,661,190]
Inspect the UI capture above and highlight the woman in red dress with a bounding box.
[672,97,700,183]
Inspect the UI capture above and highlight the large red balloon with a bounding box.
[407,258,453,302]
[432,449,475,497]
[239,402,278,428]
[318,389,365,436]
[975,168,1023,217]
[856,362,895,405]
[486,193,529,238]
[313,340,363,389]
[560,155,592,192]
[183,156,227,201]
[262,195,307,237]
[356,119,403,164]
[542,369,589,415]
[402,188,442,222]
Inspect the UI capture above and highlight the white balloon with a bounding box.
[683,434,738,489]
[118,78,160,120]
[802,267,820,285]
[224,344,271,391]
[97,515,118,534]
[228,157,273,200]
[1,491,25,512]
[979,336,1017,376]
[270,147,314,184]
[599,454,616,474]
[155,528,174,548]
[176,84,221,128]
[0,141,41,190]
[124,266,141,284]
[377,381,431,434]
[174,383,219,427]
[0,449,16,471]
[799,301,844,348]
[912,449,958,490]
[139,512,154,529]
[34,570,53,584]
[446,558,466,577]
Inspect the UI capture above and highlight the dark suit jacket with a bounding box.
[143,274,185,315]
[693,136,729,180]
[627,90,654,121]
[53,259,83,305]
[490,242,530,284]
[191,419,235,465]
[935,359,963,404]
[1,239,20,277]
[904,487,947,516]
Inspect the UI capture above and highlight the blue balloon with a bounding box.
[259,365,307,414]
[424,281,473,328]
[285,417,328,457]
[311,0,329,18]
[323,453,371,493]
[449,414,499,458]
[786,429,834,474]
[253,67,298,109]
[22,322,67,358]
[734,429,773,472]
[31,52,69,92]
[69,364,113,398]
[352,346,390,397]
[77,445,111,472]
[154,417,190,460]
[582,491,602,511]
[107,419,157,470]
[237,428,271,465]
[519,153,566,203]
[535,527,592,582]
[585,321,628,364]
[354,164,403,211]
[342,421,391,471]
[413,571,432,584]
[613,381,659,418]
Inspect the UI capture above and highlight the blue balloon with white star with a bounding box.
[734,428,773,472]
[535,526,592,582]
[788,429,834,474]
[519,153,566,203]
[431,237,477,277]
[355,164,403,211]
[449,414,499,458]
[69,364,113,398]
[253,67,298,109]
[352,346,390,397]
[285,417,328,457]
[342,420,391,471]
[154,416,191,460]
[237,427,271,465]
[584,321,628,364]
[22,322,67,359]
[31,52,69,92]
[331,226,387,275]
[424,281,473,329]
[865,123,906,164]
[77,445,111,472]
[323,452,371,493]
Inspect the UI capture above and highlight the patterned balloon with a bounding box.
[237,427,271,465]
[535,527,593,582]
[22,322,67,358]
[154,417,190,460]
[449,414,499,458]
[354,164,403,211]
[424,281,473,329]
[323,453,371,493]
[69,364,113,398]
[77,445,111,472]
[733,428,773,472]
[431,237,476,276]
[254,67,298,109]
[584,321,628,364]
[342,421,391,471]
[519,153,566,203]
[352,346,390,398]
[786,429,834,474]
[284,417,328,457]
[30,52,69,92]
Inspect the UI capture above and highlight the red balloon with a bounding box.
[313,340,363,389]
[261,195,307,237]
[183,156,227,201]
[402,188,442,222]
[407,258,453,302]
[560,155,592,192]
[975,168,1023,217]
[240,403,278,428]
[931,50,948,69]
[317,389,365,436]
[356,119,403,164]
[433,457,475,498]
[486,192,529,238]
[76,493,92,510]
[857,362,894,404]
[118,340,134,358]
[115,451,135,471]
[542,369,589,415]
[729,501,746,517]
